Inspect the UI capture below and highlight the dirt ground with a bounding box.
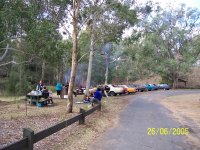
[2,91,199,150]
[161,94,200,148]
[0,94,133,150]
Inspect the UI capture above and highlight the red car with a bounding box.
[118,85,128,94]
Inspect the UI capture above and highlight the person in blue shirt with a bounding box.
[56,81,62,98]
[91,87,102,106]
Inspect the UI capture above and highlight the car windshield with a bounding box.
[112,85,118,87]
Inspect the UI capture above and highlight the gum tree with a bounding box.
[83,0,137,97]
[137,4,200,87]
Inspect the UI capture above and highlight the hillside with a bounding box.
[187,67,200,88]
[133,75,162,84]
[132,67,200,88]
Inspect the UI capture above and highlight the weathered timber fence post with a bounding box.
[79,108,86,124]
[98,103,101,111]
[23,128,34,150]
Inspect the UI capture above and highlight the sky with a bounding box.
[142,0,200,9]
[122,0,200,38]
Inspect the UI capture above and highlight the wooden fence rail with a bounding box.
[0,103,101,150]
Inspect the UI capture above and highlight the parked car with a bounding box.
[131,84,147,92]
[105,84,124,96]
[145,84,156,91]
[118,85,128,94]
[157,84,170,90]
[76,87,85,95]
[119,85,137,94]
[83,87,97,96]
[151,84,159,90]
[104,85,110,93]
[99,85,108,97]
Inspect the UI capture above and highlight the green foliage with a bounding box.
[46,86,56,93]
[25,20,62,64]
[111,1,137,26]
[123,4,200,85]
[2,0,199,94]
[78,31,91,62]
[0,0,68,95]
[6,66,32,96]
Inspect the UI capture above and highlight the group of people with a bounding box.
[36,81,53,104]
[37,81,68,99]
[37,80,103,106]
[56,82,78,98]
[90,87,102,106]
[84,87,103,106]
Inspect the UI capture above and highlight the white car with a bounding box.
[83,87,97,96]
[105,84,124,96]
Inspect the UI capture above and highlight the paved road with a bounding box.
[89,90,200,150]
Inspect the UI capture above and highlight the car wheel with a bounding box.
[110,91,116,96]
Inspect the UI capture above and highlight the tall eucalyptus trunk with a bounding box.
[67,0,81,113]
[41,60,45,82]
[104,54,108,85]
[85,1,97,98]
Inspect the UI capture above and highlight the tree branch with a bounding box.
[0,47,25,54]
[78,52,89,62]
[0,44,9,61]
[0,58,33,67]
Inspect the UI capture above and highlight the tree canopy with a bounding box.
[0,1,200,97]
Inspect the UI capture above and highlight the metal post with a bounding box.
[23,128,34,150]
[79,108,86,124]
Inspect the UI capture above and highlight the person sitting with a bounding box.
[42,87,53,104]
[90,87,102,106]
[83,95,91,103]
[42,86,49,98]
[48,90,53,104]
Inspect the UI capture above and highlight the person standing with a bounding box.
[36,81,44,91]
[56,81,62,98]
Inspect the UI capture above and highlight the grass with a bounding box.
[161,94,200,148]
[0,87,56,102]
[0,95,26,102]
[0,92,84,119]
[46,86,56,93]
[161,94,200,128]
[0,96,83,120]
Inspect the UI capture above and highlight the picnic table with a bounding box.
[26,91,53,107]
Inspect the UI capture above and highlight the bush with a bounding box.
[6,66,33,96]
[47,86,56,93]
